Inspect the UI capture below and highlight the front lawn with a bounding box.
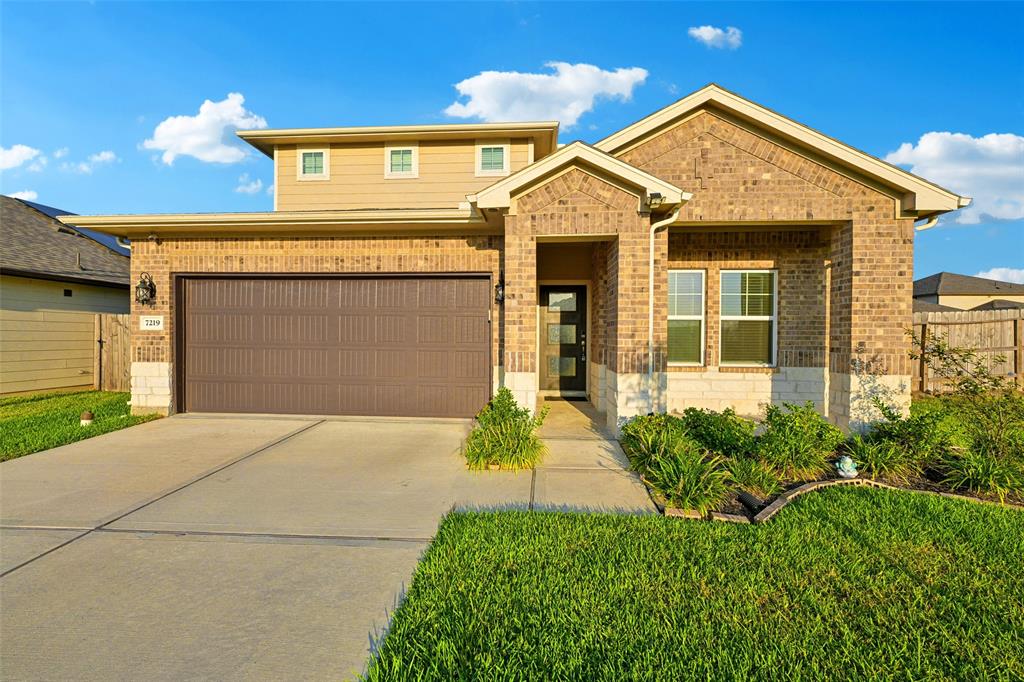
[0,390,160,461]
[365,486,1024,680]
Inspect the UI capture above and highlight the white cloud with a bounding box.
[266,183,275,196]
[62,149,119,174]
[0,144,41,171]
[28,156,48,172]
[885,132,1024,225]
[234,173,263,194]
[142,93,267,165]
[6,190,38,201]
[975,267,1024,284]
[687,25,743,49]
[53,147,69,159]
[444,62,648,128]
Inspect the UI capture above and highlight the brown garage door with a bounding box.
[180,276,491,418]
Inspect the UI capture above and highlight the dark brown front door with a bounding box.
[179,276,491,418]
[539,285,587,392]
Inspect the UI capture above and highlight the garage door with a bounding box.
[180,277,491,418]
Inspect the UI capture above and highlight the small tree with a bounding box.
[910,330,1024,462]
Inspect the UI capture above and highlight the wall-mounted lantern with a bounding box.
[494,278,505,304]
[135,272,157,306]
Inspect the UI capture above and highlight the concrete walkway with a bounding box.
[0,408,651,680]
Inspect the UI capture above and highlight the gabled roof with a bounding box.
[471,141,691,212]
[239,121,559,159]
[912,299,959,313]
[0,196,130,288]
[971,299,1024,311]
[595,84,970,219]
[914,271,1024,297]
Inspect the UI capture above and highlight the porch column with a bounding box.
[828,216,914,431]
[502,216,538,410]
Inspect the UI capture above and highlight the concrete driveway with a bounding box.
[1,408,651,680]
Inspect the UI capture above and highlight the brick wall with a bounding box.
[619,109,914,422]
[128,234,502,412]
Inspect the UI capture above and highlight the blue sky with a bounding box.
[2,1,1021,280]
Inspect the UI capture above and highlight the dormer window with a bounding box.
[297,149,329,180]
[384,143,418,179]
[476,140,510,177]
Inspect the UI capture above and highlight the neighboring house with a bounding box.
[63,84,969,429]
[0,196,130,394]
[913,272,1024,311]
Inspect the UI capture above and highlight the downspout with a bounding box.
[116,237,131,250]
[648,205,683,413]
[914,215,939,231]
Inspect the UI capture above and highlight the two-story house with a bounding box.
[64,84,969,430]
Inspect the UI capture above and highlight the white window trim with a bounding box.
[475,139,510,177]
[296,147,329,181]
[719,269,778,368]
[668,269,705,367]
[384,142,419,179]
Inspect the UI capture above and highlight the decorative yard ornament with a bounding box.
[135,272,156,306]
[836,455,858,479]
[80,411,94,427]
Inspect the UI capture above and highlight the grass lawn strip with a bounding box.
[0,391,160,461]
[365,486,1023,680]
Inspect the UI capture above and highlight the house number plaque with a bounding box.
[140,315,165,331]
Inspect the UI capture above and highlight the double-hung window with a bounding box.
[668,270,705,365]
[476,141,510,176]
[720,270,777,366]
[384,144,418,178]
[298,149,328,180]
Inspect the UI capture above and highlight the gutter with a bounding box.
[648,205,683,412]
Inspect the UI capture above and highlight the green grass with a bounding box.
[0,390,160,461]
[365,486,1024,680]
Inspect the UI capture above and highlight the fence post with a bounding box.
[918,322,928,394]
[1016,317,1023,390]
[94,314,102,390]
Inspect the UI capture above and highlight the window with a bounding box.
[297,149,329,180]
[668,270,704,364]
[384,144,418,178]
[476,140,510,176]
[720,270,776,366]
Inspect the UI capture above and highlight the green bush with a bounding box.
[464,388,548,471]
[643,437,731,515]
[619,413,688,471]
[843,435,919,485]
[939,448,1023,504]
[757,402,844,482]
[679,407,756,457]
[868,398,951,466]
[727,457,782,498]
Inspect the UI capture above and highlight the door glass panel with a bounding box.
[547,323,576,344]
[547,292,577,312]
[547,356,577,377]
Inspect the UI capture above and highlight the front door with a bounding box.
[539,285,587,392]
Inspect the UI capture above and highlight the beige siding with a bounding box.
[937,293,1024,310]
[276,138,533,210]
[0,275,129,394]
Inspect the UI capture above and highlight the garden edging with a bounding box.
[651,477,1023,524]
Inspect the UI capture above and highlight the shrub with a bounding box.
[464,388,548,471]
[619,413,688,472]
[679,407,756,457]
[868,397,950,467]
[939,448,1023,504]
[643,437,731,515]
[757,402,844,482]
[727,457,782,498]
[843,435,919,485]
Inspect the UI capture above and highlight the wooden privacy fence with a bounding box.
[912,308,1024,394]
[94,313,130,392]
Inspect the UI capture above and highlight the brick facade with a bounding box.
[126,107,917,429]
